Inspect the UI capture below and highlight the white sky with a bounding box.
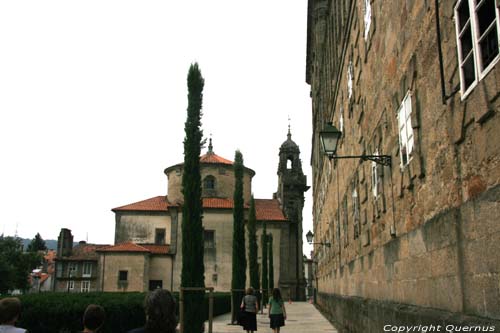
[0,1,313,256]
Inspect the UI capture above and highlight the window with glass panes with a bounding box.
[454,0,500,97]
[83,262,92,277]
[81,280,90,292]
[397,92,414,168]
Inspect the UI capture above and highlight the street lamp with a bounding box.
[306,230,331,247]
[319,122,392,166]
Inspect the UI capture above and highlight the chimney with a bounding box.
[57,228,73,257]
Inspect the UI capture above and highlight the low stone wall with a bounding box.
[317,293,500,333]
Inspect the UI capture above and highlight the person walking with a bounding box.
[268,288,286,333]
[240,287,259,333]
[81,304,106,333]
[0,297,27,333]
[127,289,178,333]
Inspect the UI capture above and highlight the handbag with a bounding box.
[236,308,246,326]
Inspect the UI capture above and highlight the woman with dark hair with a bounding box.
[128,289,178,333]
[240,287,259,333]
[268,288,286,333]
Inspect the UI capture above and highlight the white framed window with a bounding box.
[454,0,500,98]
[68,263,77,277]
[83,262,92,277]
[68,280,74,290]
[371,150,379,197]
[363,0,372,40]
[397,92,414,168]
[339,108,344,133]
[347,61,353,100]
[81,280,90,293]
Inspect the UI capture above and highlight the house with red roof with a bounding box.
[98,131,309,300]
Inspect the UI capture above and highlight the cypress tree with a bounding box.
[181,63,205,333]
[261,222,268,306]
[268,233,274,291]
[231,150,246,322]
[247,196,259,293]
[27,233,47,252]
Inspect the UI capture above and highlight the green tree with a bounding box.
[268,233,274,291]
[0,235,41,293]
[261,222,268,306]
[231,150,247,322]
[181,63,205,333]
[247,196,259,293]
[27,233,47,252]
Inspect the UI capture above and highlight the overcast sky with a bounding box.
[0,1,313,256]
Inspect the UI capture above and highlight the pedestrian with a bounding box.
[240,287,259,333]
[81,304,106,333]
[0,297,27,333]
[127,289,178,333]
[268,288,286,333]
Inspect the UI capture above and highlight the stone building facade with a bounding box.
[103,135,308,300]
[307,0,499,331]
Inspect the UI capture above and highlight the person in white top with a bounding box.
[0,297,27,333]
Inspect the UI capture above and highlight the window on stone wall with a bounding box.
[83,262,92,277]
[347,60,353,100]
[342,196,349,246]
[363,0,372,41]
[397,92,414,168]
[81,280,90,292]
[371,150,380,197]
[204,175,216,190]
[454,0,500,98]
[155,228,166,245]
[68,262,77,277]
[352,187,360,239]
[339,107,344,134]
[204,230,215,249]
[119,270,128,282]
[68,280,74,291]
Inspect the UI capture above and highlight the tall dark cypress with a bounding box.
[181,63,205,333]
[248,196,259,292]
[231,150,246,321]
[261,222,268,306]
[268,233,274,291]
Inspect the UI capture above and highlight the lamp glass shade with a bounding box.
[320,123,342,155]
[306,230,314,244]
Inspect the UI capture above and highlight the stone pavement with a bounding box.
[206,301,338,333]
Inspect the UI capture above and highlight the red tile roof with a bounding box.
[200,152,233,165]
[203,198,249,209]
[255,199,287,221]
[112,196,175,212]
[97,242,170,255]
[56,244,109,261]
[141,244,170,254]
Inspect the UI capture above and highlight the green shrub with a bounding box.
[7,292,230,333]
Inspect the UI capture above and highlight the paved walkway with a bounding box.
[207,301,338,333]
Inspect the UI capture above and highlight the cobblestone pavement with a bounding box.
[206,301,338,333]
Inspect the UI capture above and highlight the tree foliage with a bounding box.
[0,235,41,293]
[247,196,259,292]
[268,233,274,291]
[231,150,246,320]
[261,223,268,306]
[181,63,205,333]
[27,233,47,252]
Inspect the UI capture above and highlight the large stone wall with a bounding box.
[115,212,171,244]
[100,252,149,292]
[307,0,500,330]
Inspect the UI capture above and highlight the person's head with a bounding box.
[246,287,254,295]
[83,304,106,332]
[144,289,177,333]
[272,288,282,301]
[0,297,22,325]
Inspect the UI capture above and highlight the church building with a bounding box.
[96,130,309,300]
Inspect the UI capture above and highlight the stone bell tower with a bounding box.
[275,126,309,301]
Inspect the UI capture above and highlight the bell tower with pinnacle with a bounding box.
[275,125,309,301]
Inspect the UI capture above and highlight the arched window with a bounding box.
[204,175,216,190]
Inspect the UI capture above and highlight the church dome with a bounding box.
[280,128,300,152]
